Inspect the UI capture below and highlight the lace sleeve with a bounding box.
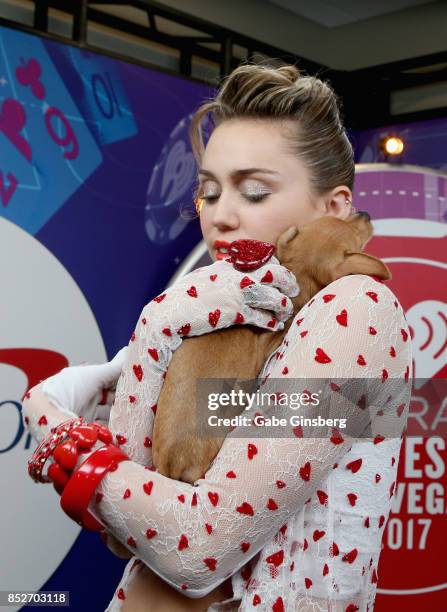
[87,274,412,598]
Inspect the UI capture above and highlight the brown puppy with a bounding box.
[152,212,391,483]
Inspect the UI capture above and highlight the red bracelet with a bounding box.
[28,417,86,484]
[60,443,130,532]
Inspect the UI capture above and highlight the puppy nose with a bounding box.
[357,210,371,221]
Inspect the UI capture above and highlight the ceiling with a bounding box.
[266,0,439,28]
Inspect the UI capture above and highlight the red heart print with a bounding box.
[397,403,405,417]
[303,538,309,551]
[276,480,286,489]
[208,309,221,327]
[323,294,336,303]
[266,550,284,567]
[374,435,385,444]
[305,577,313,588]
[143,481,153,495]
[208,491,219,506]
[116,434,127,445]
[357,354,366,366]
[226,470,237,478]
[127,536,137,548]
[313,529,325,542]
[261,270,273,283]
[375,473,381,483]
[347,493,357,506]
[299,461,311,481]
[346,458,363,473]
[236,501,254,516]
[357,395,366,409]
[240,276,255,289]
[129,395,136,404]
[153,293,166,303]
[234,312,245,324]
[241,542,250,553]
[162,327,172,336]
[117,588,126,600]
[366,291,378,303]
[364,517,370,528]
[147,348,159,362]
[146,528,157,539]
[177,494,185,503]
[177,323,191,336]
[369,326,377,335]
[253,594,261,606]
[267,498,278,510]
[247,443,258,459]
[315,348,331,364]
[317,490,328,505]
[346,605,359,612]
[323,563,329,576]
[329,542,339,556]
[390,346,396,357]
[205,523,213,534]
[133,365,143,381]
[336,309,348,326]
[178,534,189,550]
[382,368,389,382]
[203,557,217,571]
[273,597,285,612]
[379,515,385,528]
[342,548,358,563]
[401,328,408,342]
[191,492,197,506]
[330,382,340,392]
[38,415,48,426]
[144,437,152,448]
[209,274,217,281]
[123,488,131,499]
[187,286,198,298]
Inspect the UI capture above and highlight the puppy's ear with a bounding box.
[276,226,299,259]
[331,251,392,282]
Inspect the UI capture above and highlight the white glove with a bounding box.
[41,347,128,423]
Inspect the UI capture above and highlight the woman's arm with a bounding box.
[22,384,79,446]
[83,274,412,598]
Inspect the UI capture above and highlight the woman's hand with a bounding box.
[40,347,128,421]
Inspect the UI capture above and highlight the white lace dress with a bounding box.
[23,274,412,612]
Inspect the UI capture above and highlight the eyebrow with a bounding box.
[198,167,280,179]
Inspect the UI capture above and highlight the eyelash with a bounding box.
[200,193,270,204]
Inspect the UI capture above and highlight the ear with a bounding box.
[331,251,392,282]
[276,226,299,259]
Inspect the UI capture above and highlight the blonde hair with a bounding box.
[189,61,354,214]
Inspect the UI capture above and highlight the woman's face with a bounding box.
[197,119,353,261]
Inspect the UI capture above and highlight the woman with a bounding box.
[22,63,412,611]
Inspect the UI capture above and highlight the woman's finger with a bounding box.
[242,284,294,322]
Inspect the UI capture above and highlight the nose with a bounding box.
[356,210,371,222]
[210,195,239,230]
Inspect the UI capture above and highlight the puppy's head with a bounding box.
[275,211,391,288]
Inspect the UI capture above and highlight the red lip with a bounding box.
[214,239,231,249]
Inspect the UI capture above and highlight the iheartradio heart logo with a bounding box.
[368,219,447,390]
[405,300,447,388]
